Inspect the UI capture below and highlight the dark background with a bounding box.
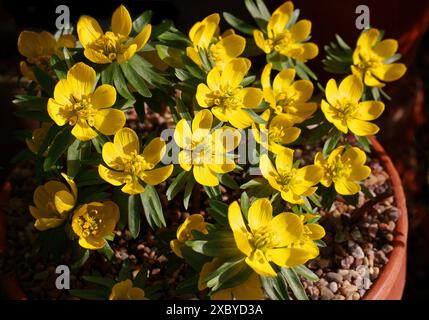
[0,0,428,299]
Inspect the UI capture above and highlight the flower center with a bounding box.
[325,156,352,181]
[269,30,293,52]
[123,151,154,176]
[268,126,285,143]
[78,209,102,237]
[275,169,295,188]
[251,225,277,250]
[69,98,97,126]
[91,32,127,61]
[190,138,213,165]
[210,87,242,112]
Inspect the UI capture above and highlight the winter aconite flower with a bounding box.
[321,75,385,136]
[260,149,322,204]
[77,5,151,64]
[228,199,325,276]
[72,201,119,250]
[252,109,300,154]
[26,122,52,156]
[174,110,241,186]
[109,280,146,300]
[99,128,173,195]
[198,258,264,300]
[352,28,406,88]
[261,63,317,123]
[187,13,246,69]
[29,173,77,231]
[253,1,318,62]
[170,214,208,258]
[315,146,371,195]
[196,58,263,128]
[47,62,125,141]
[18,30,76,81]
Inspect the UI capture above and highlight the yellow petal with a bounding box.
[228,201,252,256]
[196,83,213,108]
[212,126,241,152]
[213,34,246,65]
[111,5,132,37]
[211,106,229,122]
[269,212,303,246]
[84,48,112,64]
[273,68,296,94]
[186,46,202,66]
[290,19,312,42]
[174,119,192,149]
[79,237,106,250]
[372,63,406,82]
[248,198,272,231]
[77,15,103,47]
[121,178,145,195]
[53,79,73,105]
[228,109,254,129]
[356,101,384,121]
[193,164,219,186]
[171,239,184,258]
[338,75,363,102]
[60,173,78,199]
[232,273,264,300]
[334,178,361,195]
[275,148,294,173]
[306,223,326,240]
[341,146,366,166]
[239,88,263,108]
[347,118,379,136]
[299,42,319,61]
[261,63,273,90]
[357,28,380,51]
[57,34,76,49]
[35,218,65,231]
[325,78,339,106]
[17,31,42,58]
[54,190,75,214]
[98,165,127,186]
[221,58,250,89]
[141,165,173,185]
[245,249,277,277]
[67,62,96,99]
[132,24,152,51]
[266,247,314,268]
[373,39,398,58]
[364,71,385,88]
[72,120,97,141]
[33,181,66,210]
[269,2,293,35]
[179,150,192,171]
[91,84,116,108]
[281,189,304,204]
[253,30,270,53]
[259,154,277,180]
[349,165,371,181]
[114,127,140,155]
[321,100,349,134]
[117,44,137,63]
[94,108,126,136]
[194,13,220,48]
[47,98,69,126]
[296,165,322,185]
[192,110,213,140]
[142,137,166,165]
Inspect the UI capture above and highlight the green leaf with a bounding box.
[186,237,240,258]
[261,274,290,300]
[101,63,115,85]
[222,12,255,36]
[176,274,199,294]
[43,127,73,171]
[32,66,56,96]
[82,276,115,289]
[67,139,84,178]
[207,200,229,226]
[133,267,148,289]
[15,110,51,122]
[98,241,115,260]
[203,185,221,199]
[292,265,319,282]
[156,44,184,68]
[120,60,151,97]
[140,185,166,228]
[204,258,248,291]
[183,177,195,210]
[240,192,250,220]
[322,128,342,158]
[128,194,141,238]
[129,55,170,87]
[244,0,268,29]
[181,245,211,271]
[75,169,105,187]
[241,75,256,87]
[183,56,206,80]
[112,62,134,100]
[281,268,308,300]
[13,95,49,110]
[152,20,173,39]
[166,170,190,200]
[50,54,68,79]
[218,173,239,190]
[243,108,267,124]
[355,135,372,153]
[71,249,90,271]
[133,10,152,33]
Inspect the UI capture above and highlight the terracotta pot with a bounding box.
[0,138,408,300]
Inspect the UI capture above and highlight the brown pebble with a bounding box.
[326,272,343,283]
[341,256,354,269]
[321,287,334,300]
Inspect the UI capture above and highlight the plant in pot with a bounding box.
[0,0,407,300]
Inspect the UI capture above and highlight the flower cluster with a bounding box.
[15,0,405,300]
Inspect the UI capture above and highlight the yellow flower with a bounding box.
[196,58,263,128]
[173,110,241,186]
[321,75,385,136]
[228,198,325,276]
[77,5,151,64]
[198,258,264,300]
[260,149,322,204]
[29,173,77,231]
[261,63,317,123]
[315,146,371,195]
[47,62,125,141]
[186,13,246,69]
[170,214,208,258]
[352,28,406,88]
[253,1,318,61]
[252,109,300,154]
[18,30,76,80]
[72,201,119,250]
[109,280,146,300]
[26,122,52,155]
[99,128,173,195]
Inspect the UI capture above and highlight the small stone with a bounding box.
[382,244,394,254]
[387,207,400,221]
[375,250,388,264]
[367,224,379,238]
[351,245,365,259]
[341,256,354,269]
[351,229,363,241]
[321,287,334,300]
[329,282,338,293]
[318,278,329,287]
[358,289,366,297]
[363,277,372,290]
[333,294,346,300]
[326,272,343,283]
[352,292,361,300]
[315,269,323,277]
[355,276,363,289]
[385,233,394,241]
[308,285,320,297]
[318,258,330,269]
[340,284,358,297]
